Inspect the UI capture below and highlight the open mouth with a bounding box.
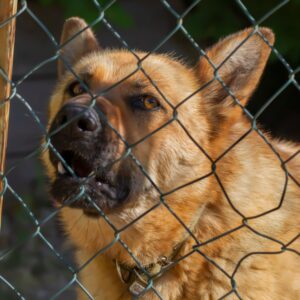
[57,151,94,177]
[51,150,130,214]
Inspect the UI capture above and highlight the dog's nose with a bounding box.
[53,104,101,135]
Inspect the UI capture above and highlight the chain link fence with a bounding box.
[0,0,299,299]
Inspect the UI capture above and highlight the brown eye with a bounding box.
[143,96,160,110]
[68,81,86,97]
[131,95,160,111]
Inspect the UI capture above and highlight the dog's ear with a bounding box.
[58,17,100,78]
[197,27,274,122]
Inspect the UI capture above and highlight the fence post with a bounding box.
[0,0,18,228]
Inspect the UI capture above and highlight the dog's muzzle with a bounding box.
[52,103,101,138]
[48,101,130,215]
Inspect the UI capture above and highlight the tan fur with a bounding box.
[42,18,300,299]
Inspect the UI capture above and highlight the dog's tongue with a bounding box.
[72,155,93,178]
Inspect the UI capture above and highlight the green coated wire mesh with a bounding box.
[0,0,299,299]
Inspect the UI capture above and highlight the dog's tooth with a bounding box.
[57,161,66,175]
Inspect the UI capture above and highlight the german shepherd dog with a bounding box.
[43,17,300,299]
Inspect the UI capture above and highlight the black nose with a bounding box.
[52,104,100,136]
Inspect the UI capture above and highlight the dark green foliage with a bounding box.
[35,0,134,29]
[183,0,300,63]
[34,0,299,64]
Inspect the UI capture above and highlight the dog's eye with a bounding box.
[68,81,86,97]
[131,95,160,111]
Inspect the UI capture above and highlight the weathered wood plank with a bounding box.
[0,0,18,227]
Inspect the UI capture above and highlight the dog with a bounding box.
[42,17,300,299]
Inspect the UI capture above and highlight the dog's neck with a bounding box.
[114,201,207,297]
[115,242,183,297]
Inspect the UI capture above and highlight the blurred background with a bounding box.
[1,0,299,299]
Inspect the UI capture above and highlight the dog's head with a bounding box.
[43,17,274,262]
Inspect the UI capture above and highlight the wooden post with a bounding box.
[0,0,17,227]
